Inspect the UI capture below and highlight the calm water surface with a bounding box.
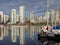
[0,25,60,45]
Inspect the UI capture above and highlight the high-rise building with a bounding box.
[49,9,59,22]
[11,9,17,24]
[45,11,50,21]
[38,16,43,22]
[16,14,19,23]
[19,6,25,23]
[4,15,9,24]
[45,12,50,20]
[50,9,56,22]
[30,11,35,23]
[0,11,4,24]
[55,9,59,21]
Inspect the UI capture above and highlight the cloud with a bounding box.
[0,0,60,16]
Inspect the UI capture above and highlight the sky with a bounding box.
[0,0,60,17]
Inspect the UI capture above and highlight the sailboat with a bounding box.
[51,9,60,41]
[41,0,52,33]
[39,0,51,33]
[52,6,60,35]
[38,2,60,42]
[37,0,52,40]
[37,0,60,42]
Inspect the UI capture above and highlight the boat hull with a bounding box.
[38,33,60,42]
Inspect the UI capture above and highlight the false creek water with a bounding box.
[0,25,60,45]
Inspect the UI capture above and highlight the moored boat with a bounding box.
[38,25,60,42]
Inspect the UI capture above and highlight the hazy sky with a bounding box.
[0,0,60,16]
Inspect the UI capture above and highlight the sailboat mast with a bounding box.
[55,6,59,29]
[47,0,49,25]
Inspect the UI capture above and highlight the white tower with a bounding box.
[19,6,25,23]
[50,9,56,22]
[0,11,4,24]
[30,11,35,23]
[16,14,19,23]
[4,15,9,24]
[39,16,43,22]
[11,9,17,24]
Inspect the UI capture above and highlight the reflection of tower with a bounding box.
[30,11,35,23]
[30,26,34,40]
[11,26,17,42]
[0,25,4,40]
[38,26,42,33]
[16,26,19,36]
[11,9,17,24]
[0,11,4,23]
[4,26,8,37]
[19,26,25,45]
[19,6,25,23]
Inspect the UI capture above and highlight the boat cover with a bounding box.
[53,25,60,29]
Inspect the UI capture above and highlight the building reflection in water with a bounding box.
[0,25,4,40]
[10,25,17,43]
[16,26,19,36]
[4,26,9,37]
[0,25,60,45]
[38,26,42,33]
[30,26,34,40]
[19,26,25,45]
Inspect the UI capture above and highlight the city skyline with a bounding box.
[0,0,60,16]
[0,0,60,45]
[0,6,60,24]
